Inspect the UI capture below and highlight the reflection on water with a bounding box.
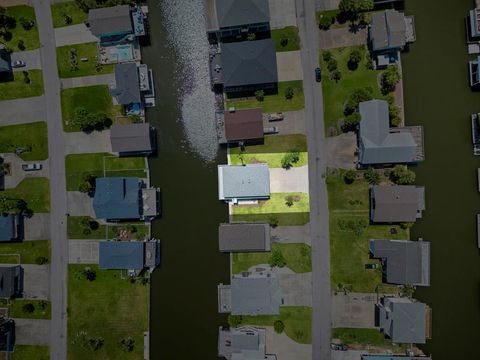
[161,0,218,162]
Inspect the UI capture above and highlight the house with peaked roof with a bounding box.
[222,108,264,144]
[0,46,13,83]
[0,317,15,352]
[370,185,425,223]
[0,215,21,242]
[99,240,160,272]
[358,100,424,166]
[110,123,155,156]
[218,164,270,203]
[218,326,277,360]
[219,223,271,252]
[0,266,23,299]
[370,239,430,286]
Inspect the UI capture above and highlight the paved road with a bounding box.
[33,0,68,359]
[0,96,46,125]
[11,49,42,70]
[295,1,332,359]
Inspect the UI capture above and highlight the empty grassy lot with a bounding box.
[51,1,88,28]
[2,178,50,213]
[0,122,48,161]
[56,42,114,78]
[0,70,44,100]
[9,299,51,319]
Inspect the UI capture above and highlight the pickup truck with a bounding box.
[22,163,42,171]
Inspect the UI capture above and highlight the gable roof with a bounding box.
[88,5,133,37]
[219,223,270,252]
[110,63,141,105]
[0,317,15,352]
[370,9,406,51]
[231,276,282,315]
[0,215,15,242]
[224,108,264,142]
[218,164,270,200]
[110,123,152,153]
[0,266,22,299]
[222,39,278,88]
[371,185,423,223]
[99,241,144,270]
[216,0,270,28]
[93,177,140,220]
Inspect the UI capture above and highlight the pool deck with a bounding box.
[99,41,141,64]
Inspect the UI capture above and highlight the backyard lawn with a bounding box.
[0,240,50,265]
[232,243,312,274]
[229,134,307,168]
[51,1,88,28]
[0,122,48,161]
[332,328,408,352]
[65,153,147,191]
[3,6,40,50]
[232,192,310,226]
[2,178,50,213]
[68,216,149,240]
[61,85,121,132]
[56,42,114,78]
[68,265,148,360]
[227,81,304,112]
[0,70,44,100]
[9,299,51,319]
[271,26,300,51]
[4,345,49,360]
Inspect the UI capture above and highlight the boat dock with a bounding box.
[471,113,480,155]
[477,214,480,248]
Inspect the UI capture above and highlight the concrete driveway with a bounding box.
[271,224,311,244]
[264,110,306,135]
[331,350,367,360]
[278,272,312,306]
[60,73,115,89]
[64,130,113,155]
[270,166,309,193]
[265,326,312,360]
[14,318,51,345]
[11,50,42,70]
[67,192,95,217]
[277,51,304,81]
[23,264,50,300]
[55,23,97,47]
[0,96,46,126]
[68,240,99,264]
[269,0,297,29]
[326,132,357,169]
[1,153,49,190]
[24,213,50,240]
[332,292,377,328]
[319,27,367,50]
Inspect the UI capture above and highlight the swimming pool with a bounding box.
[109,44,133,61]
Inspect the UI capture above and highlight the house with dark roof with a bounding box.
[0,266,23,299]
[0,46,13,83]
[87,5,133,42]
[222,108,264,144]
[110,123,155,156]
[0,317,15,352]
[370,239,430,286]
[358,100,424,166]
[218,164,270,203]
[99,240,160,272]
[219,223,271,252]
[218,326,277,360]
[0,215,21,242]
[370,185,425,223]
[376,297,431,344]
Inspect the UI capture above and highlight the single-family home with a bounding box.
[358,100,424,166]
[99,240,160,273]
[468,6,480,41]
[218,164,270,203]
[0,317,15,352]
[370,239,430,286]
[370,185,425,223]
[218,223,271,252]
[0,266,23,299]
[362,355,431,360]
[0,215,21,242]
[376,297,431,344]
[218,326,277,360]
[110,123,155,156]
[221,108,264,145]
[0,46,12,83]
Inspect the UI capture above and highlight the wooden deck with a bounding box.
[425,306,432,339]
[397,125,425,162]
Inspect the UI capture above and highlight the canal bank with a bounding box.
[402,0,480,358]
[142,0,230,358]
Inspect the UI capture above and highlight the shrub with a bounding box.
[285,195,294,207]
[22,71,30,84]
[120,337,135,352]
[381,65,401,94]
[19,17,34,30]
[322,50,333,62]
[390,165,415,185]
[38,300,48,311]
[343,87,373,116]
[82,267,96,281]
[343,170,358,184]
[247,33,256,41]
[318,13,334,30]
[89,220,99,231]
[228,315,243,327]
[363,167,380,185]
[255,90,265,102]
[36,256,49,265]
[22,303,35,313]
[82,227,91,236]
[285,87,294,100]
[281,150,300,169]
[88,336,104,351]
[280,37,289,47]
[365,53,374,70]
[78,182,91,193]
[389,104,401,126]
[268,216,279,228]
[17,40,25,51]
[342,112,361,132]
[269,248,287,267]
[327,57,338,72]
[347,49,362,70]
[274,320,285,333]
[331,69,342,82]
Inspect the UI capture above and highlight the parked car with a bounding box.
[22,163,42,171]
[263,126,279,135]
[330,343,348,351]
[12,60,26,68]
[365,263,379,270]
[268,112,284,122]
[315,67,321,82]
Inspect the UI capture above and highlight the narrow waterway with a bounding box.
[403,1,480,358]
[141,0,229,358]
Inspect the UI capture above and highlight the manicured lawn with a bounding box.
[332,328,408,352]
[320,46,384,134]
[227,81,305,112]
[232,243,311,274]
[0,240,50,264]
[271,26,300,51]
[3,6,40,50]
[229,134,307,168]
[9,299,51,319]
[61,85,121,132]
[68,216,149,240]
[68,264,148,360]
[316,9,343,28]
[56,42,114,78]
[0,122,48,161]
[2,178,50,213]
[51,1,88,28]
[232,306,312,344]
[0,70,44,100]
[8,345,49,360]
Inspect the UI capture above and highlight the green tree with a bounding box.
[280,37,289,47]
[36,256,49,265]
[339,0,374,18]
[343,170,358,184]
[318,13,334,30]
[22,70,30,84]
[347,49,362,70]
[269,248,286,268]
[327,57,338,72]
[344,87,373,115]
[331,69,342,82]
[322,50,333,62]
[390,165,416,185]
[285,87,294,100]
[274,320,285,333]
[22,303,35,313]
[255,90,265,102]
[285,195,294,207]
[389,103,401,126]
[363,167,380,185]
[17,39,25,51]
[342,112,361,132]
[381,65,401,94]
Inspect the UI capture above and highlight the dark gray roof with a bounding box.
[371,185,424,223]
[0,47,11,73]
[370,240,430,286]
[110,123,152,153]
[0,317,15,352]
[93,177,140,220]
[88,5,132,37]
[216,0,270,28]
[218,326,274,360]
[99,241,144,270]
[219,223,270,252]
[0,266,23,299]
[222,39,278,88]
[231,275,282,315]
[110,63,141,105]
[370,10,406,51]
[218,164,270,201]
[0,215,15,242]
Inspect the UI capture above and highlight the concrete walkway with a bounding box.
[265,326,312,360]
[67,192,95,217]
[11,49,42,70]
[68,240,100,264]
[264,110,306,135]
[332,292,377,328]
[23,264,50,300]
[54,23,97,47]
[24,213,50,240]
[14,319,51,346]
[60,73,115,89]
[319,27,367,50]
[269,0,297,29]
[0,96,46,126]
[326,132,357,169]
[64,130,112,155]
[277,51,304,82]
[1,153,49,189]
[271,224,311,244]
[270,166,309,193]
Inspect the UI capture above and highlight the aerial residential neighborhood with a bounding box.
[0,0,476,360]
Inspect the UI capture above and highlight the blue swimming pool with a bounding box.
[109,44,133,61]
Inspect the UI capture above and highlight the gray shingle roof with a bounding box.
[99,241,144,270]
[0,215,14,242]
[222,39,278,88]
[110,123,152,153]
[0,266,22,299]
[370,10,406,51]
[219,223,270,252]
[216,0,270,28]
[231,276,282,315]
[371,185,424,223]
[93,177,140,220]
[218,164,270,201]
[110,63,141,105]
[88,5,132,37]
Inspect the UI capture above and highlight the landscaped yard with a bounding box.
[0,240,50,264]
[271,26,300,52]
[5,345,49,360]
[332,328,408,352]
[229,134,307,168]
[9,299,51,319]
[0,70,44,100]
[227,81,304,112]
[65,153,147,191]
[3,6,40,50]
[0,122,48,161]
[61,85,121,132]
[56,42,114,78]
[231,306,312,344]
[232,243,312,274]
[67,216,149,240]
[51,1,88,28]
[68,264,148,360]
[2,178,50,213]
[232,192,310,226]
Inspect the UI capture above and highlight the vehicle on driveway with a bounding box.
[264,126,279,135]
[315,67,321,82]
[268,112,284,122]
[12,60,26,68]
[365,263,380,270]
[330,343,348,351]
[22,163,42,171]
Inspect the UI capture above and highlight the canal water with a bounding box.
[141,0,229,358]
[403,0,480,358]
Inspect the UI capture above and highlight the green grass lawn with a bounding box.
[7,345,49,360]
[68,264,148,360]
[61,85,121,132]
[9,299,51,319]
[67,216,149,240]
[229,134,307,168]
[51,1,88,28]
[332,328,408,352]
[232,192,310,226]
[3,6,40,50]
[0,122,48,161]
[232,243,311,274]
[232,306,312,344]
[65,153,147,191]
[227,81,305,112]
[2,178,50,213]
[320,46,384,134]
[0,70,44,100]
[56,42,114,78]
[271,26,300,51]
[316,9,344,28]
[0,240,50,264]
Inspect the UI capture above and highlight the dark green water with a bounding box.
[403,0,480,358]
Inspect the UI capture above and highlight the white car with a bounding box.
[12,60,26,68]
[22,163,42,171]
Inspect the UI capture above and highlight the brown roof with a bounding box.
[224,108,263,142]
[219,223,270,252]
[371,185,422,222]
[110,123,152,153]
